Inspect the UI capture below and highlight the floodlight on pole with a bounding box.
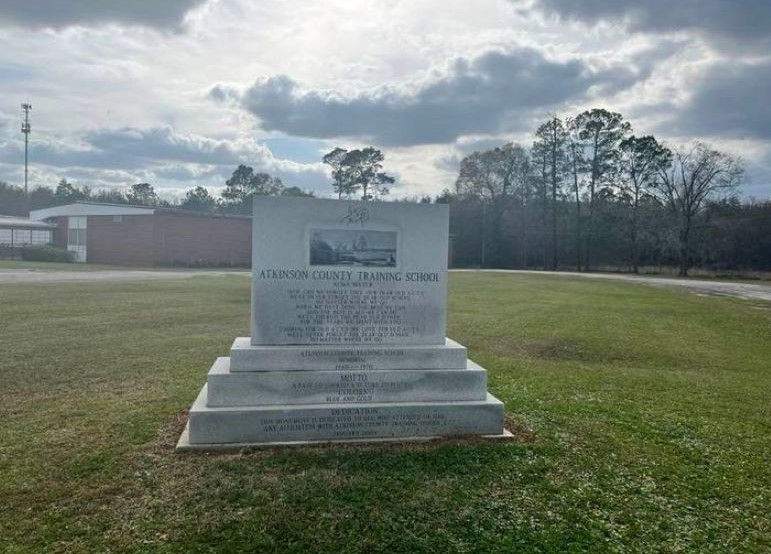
[21,103,32,195]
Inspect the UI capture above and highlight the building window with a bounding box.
[68,228,86,246]
[68,216,87,248]
[12,229,32,245]
[30,230,52,245]
[113,215,122,223]
[0,229,50,246]
[69,216,87,230]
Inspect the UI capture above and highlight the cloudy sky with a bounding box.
[1,0,769,200]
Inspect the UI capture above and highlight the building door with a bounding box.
[67,216,87,262]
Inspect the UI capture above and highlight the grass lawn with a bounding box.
[0,260,250,272]
[1,273,769,553]
[0,260,147,271]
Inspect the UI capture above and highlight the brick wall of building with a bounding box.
[87,214,157,265]
[46,211,251,267]
[152,212,251,267]
[51,216,68,250]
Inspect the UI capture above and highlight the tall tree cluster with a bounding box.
[451,108,749,276]
[0,125,764,274]
[323,147,394,200]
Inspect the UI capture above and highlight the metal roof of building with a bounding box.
[29,202,156,220]
[28,201,250,221]
[0,215,57,229]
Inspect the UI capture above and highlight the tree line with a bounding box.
[0,166,314,218]
[446,108,767,276]
[2,108,769,274]
[0,144,394,217]
[314,115,768,276]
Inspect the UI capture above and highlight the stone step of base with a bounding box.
[229,337,468,371]
[187,384,505,445]
[207,357,489,407]
[176,423,514,451]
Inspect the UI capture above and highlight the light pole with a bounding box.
[21,103,32,195]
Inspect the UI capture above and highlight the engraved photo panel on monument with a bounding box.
[310,229,397,267]
[251,197,448,346]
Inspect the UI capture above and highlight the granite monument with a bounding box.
[177,196,508,448]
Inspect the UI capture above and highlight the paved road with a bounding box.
[0,269,249,284]
[452,269,771,302]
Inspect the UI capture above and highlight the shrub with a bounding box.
[20,245,74,263]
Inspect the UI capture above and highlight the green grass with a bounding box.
[0,260,145,271]
[0,260,249,272]
[1,273,769,553]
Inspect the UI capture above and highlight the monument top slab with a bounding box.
[251,197,449,346]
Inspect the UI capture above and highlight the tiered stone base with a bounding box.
[176,423,513,451]
[229,337,469,371]
[177,337,507,450]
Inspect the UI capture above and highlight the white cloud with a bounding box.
[217,46,647,147]
[0,125,328,194]
[0,0,768,198]
[527,0,771,48]
[0,0,208,29]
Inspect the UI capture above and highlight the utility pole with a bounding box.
[21,103,32,195]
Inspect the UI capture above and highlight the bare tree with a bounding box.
[619,135,671,273]
[652,142,743,276]
[456,145,519,201]
[456,143,529,267]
